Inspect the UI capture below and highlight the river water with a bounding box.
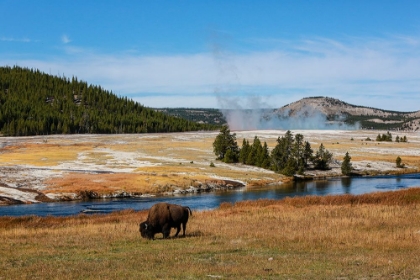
[1,173,420,217]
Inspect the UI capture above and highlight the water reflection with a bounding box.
[0,173,419,217]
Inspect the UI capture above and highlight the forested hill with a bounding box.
[0,66,219,136]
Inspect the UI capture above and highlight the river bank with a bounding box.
[1,130,419,205]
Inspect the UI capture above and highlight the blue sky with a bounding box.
[1,0,420,111]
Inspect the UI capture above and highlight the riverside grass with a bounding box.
[1,188,420,279]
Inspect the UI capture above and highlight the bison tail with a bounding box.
[186,206,192,216]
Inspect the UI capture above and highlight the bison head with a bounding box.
[139,221,154,239]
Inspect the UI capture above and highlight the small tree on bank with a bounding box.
[396,156,405,168]
[341,152,352,175]
[213,125,239,163]
[313,143,333,170]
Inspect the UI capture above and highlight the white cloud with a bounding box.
[61,34,71,44]
[1,37,31,42]
[2,35,420,111]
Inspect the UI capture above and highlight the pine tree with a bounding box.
[341,152,352,175]
[239,139,250,164]
[303,141,313,167]
[313,143,333,170]
[213,125,239,162]
[259,142,271,169]
[396,156,404,168]
[293,133,305,172]
[271,130,294,172]
[246,136,261,166]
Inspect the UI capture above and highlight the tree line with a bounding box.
[0,66,219,136]
[376,131,408,142]
[213,126,338,176]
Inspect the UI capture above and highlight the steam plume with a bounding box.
[211,32,359,131]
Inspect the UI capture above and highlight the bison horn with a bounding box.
[145,223,148,229]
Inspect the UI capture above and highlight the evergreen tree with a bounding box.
[213,125,239,162]
[313,143,333,170]
[341,152,352,175]
[303,141,313,167]
[258,142,271,169]
[377,131,393,142]
[224,149,237,163]
[246,136,261,166]
[283,157,298,176]
[293,133,305,172]
[271,130,294,172]
[396,156,404,168]
[239,139,250,164]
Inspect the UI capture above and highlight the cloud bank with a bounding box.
[1,35,420,111]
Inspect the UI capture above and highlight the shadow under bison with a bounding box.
[139,202,192,240]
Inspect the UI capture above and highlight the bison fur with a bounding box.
[139,202,192,239]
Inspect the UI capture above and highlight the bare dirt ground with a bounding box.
[0,130,419,204]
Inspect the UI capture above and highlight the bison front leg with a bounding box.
[174,225,181,237]
[162,224,171,239]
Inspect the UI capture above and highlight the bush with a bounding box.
[396,156,405,168]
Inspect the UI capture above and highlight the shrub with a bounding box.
[396,156,405,168]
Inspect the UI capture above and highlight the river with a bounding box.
[1,173,420,217]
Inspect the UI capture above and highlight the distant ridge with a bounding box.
[274,96,420,131]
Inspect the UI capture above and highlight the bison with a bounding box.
[139,202,192,239]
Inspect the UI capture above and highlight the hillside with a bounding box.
[0,66,218,136]
[154,108,226,126]
[274,96,420,131]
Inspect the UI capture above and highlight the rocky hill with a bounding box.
[274,96,420,131]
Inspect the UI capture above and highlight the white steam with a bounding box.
[218,100,360,130]
[211,32,359,131]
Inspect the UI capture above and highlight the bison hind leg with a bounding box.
[182,222,187,237]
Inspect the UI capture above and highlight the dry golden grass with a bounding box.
[45,172,212,195]
[1,188,420,279]
[0,143,88,167]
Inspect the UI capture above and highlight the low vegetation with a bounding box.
[1,188,420,279]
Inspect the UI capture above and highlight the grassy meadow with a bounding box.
[1,188,420,279]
